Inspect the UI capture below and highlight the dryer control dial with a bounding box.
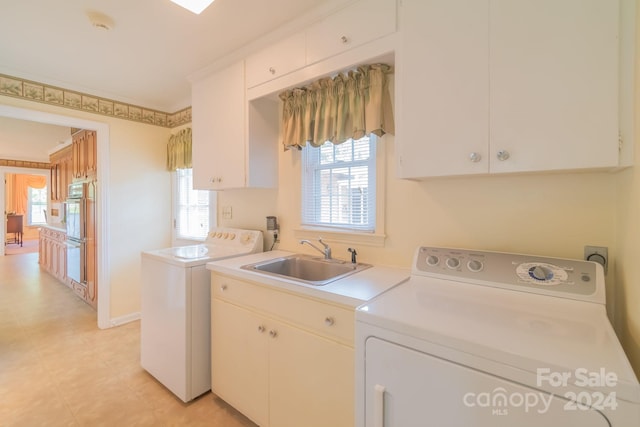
[516,262,568,286]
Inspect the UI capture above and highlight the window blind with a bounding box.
[301,136,376,232]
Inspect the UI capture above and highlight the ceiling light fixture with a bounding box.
[170,0,215,14]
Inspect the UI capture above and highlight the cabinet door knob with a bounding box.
[258,325,266,333]
[496,150,510,161]
[269,330,278,338]
[220,284,227,291]
[469,152,482,163]
[340,35,348,44]
[269,67,276,75]
[325,316,335,326]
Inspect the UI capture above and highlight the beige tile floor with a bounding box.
[0,252,257,427]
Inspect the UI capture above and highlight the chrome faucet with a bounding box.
[300,238,332,260]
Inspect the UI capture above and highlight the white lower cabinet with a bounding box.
[211,273,354,427]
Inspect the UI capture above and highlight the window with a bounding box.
[28,186,47,225]
[302,136,376,232]
[173,168,215,242]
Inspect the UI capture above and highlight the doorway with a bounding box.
[0,104,110,329]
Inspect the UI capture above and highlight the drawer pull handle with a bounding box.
[269,330,278,338]
[258,325,266,333]
[220,284,227,291]
[325,317,335,326]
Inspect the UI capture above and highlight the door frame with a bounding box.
[0,104,111,329]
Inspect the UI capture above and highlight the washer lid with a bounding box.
[357,276,640,404]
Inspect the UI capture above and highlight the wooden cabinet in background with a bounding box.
[39,227,66,284]
[72,129,97,180]
[49,145,72,202]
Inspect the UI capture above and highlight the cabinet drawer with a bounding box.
[246,33,306,88]
[305,0,396,65]
[212,273,354,345]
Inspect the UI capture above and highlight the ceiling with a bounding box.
[0,0,346,113]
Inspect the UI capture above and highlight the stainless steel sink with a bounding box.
[241,255,371,286]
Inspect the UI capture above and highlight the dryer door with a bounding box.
[364,337,610,427]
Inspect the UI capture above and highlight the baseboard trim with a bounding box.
[109,312,140,327]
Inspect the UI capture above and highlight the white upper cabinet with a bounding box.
[192,61,278,190]
[246,33,306,88]
[305,0,397,65]
[396,0,624,179]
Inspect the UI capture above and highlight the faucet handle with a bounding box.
[318,238,329,249]
[348,247,357,264]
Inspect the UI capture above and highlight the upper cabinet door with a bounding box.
[305,0,396,65]
[396,0,490,178]
[246,33,306,88]
[489,0,619,174]
[397,0,623,179]
[192,61,247,190]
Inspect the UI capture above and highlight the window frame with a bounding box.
[171,168,217,246]
[27,186,47,226]
[296,135,386,247]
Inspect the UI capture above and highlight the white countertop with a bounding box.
[206,250,410,308]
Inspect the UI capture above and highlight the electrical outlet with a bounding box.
[222,206,232,220]
[584,245,608,273]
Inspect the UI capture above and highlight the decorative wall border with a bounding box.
[0,73,191,128]
[0,158,50,170]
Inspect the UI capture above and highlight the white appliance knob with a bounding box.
[446,258,460,269]
[467,260,484,272]
[496,150,510,161]
[469,152,482,163]
[229,233,236,240]
[426,255,439,266]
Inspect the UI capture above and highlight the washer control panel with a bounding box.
[414,247,603,303]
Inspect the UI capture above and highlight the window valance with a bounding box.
[279,63,394,150]
[166,128,192,171]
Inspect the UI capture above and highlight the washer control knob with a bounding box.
[529,265,553,281]
[426,255,440,266]
[446,257,460,269]
[467,259,484,272]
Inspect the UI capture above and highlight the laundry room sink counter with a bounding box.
[206,250,409,308]
[207,250,410,427]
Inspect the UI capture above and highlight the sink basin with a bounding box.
[241,255,371,286]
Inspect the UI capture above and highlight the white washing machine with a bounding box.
[140,228,263,402]
[356,247,640,426]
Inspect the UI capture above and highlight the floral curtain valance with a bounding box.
[166,127,192,171]
[279,63,394,150]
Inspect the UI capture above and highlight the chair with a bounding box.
[6,215,23,247]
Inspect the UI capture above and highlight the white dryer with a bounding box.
[140,228,263,402]
[356,247,640,426]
